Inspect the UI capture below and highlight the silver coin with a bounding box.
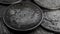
[3,1,43,31]
[34,0,60,9]
[41,10,60,32]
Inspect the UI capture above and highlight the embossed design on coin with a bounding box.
[3,2,43,31]
[41,10,60,32]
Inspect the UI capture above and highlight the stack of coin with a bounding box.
[34,0,60,32]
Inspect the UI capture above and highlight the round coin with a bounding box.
[41,10,60,32]
[3,1,43,31]
[34,0,60,9]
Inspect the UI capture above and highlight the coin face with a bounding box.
[41,10,60,32]
[3,2,43,31]
[34,0,60,9]
[9,7,41,27]
[0,0,22,4]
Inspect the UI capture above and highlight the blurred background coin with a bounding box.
[0,18,12,34]
[0,0,22,4]
[3,1,43,31]
[41,10,60,32]
[34,0,60,9]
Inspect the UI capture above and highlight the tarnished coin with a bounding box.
[34,0,60,9]
[41,10,60,32]
[3,1,43,31]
